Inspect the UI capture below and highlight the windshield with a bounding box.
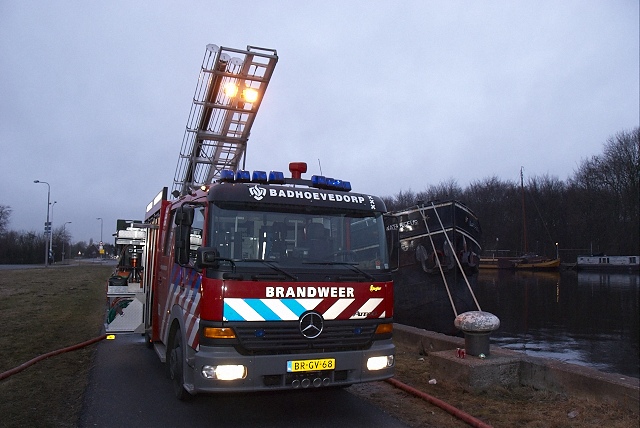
[209,204,389,271]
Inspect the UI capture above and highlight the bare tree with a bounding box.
[417,178,462,202]
[0,205,11,235]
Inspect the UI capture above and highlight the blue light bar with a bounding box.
[252,170,268,183]
[220,170,235,182]
[268,171,285,184]
[236,170,251,182]
[311,175,351,192]
[311,175,327,188]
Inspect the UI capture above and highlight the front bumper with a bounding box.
[187,339,395,393]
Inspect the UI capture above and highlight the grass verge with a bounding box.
[0,264,111,428]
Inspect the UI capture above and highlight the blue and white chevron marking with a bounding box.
[223,297,384,321]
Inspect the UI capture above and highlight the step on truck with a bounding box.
[142,162,395,398]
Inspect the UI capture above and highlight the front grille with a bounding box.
[232,320,378,355]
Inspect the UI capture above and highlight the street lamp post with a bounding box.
[63,221,72,264]
[50,201,57,263]
[97,217,103,259]
[33,180,51,267]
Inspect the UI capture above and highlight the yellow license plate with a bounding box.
[287,358,335,372]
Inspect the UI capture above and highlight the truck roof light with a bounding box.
[236,170,251,182]
[220,170,235,182]
[268,170,285,183]
[311,175,352,192]
[252,171,268,183]
[311,175,327,188]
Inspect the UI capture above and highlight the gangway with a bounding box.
[172,44,278,197]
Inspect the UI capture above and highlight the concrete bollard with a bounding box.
[454,311,500,357]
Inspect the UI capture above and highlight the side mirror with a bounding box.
[195,247,236,272]
[174,225,190,265]
[175,206,194,226]
[196,247,219,269]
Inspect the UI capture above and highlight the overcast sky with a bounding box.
[1,1,638,245]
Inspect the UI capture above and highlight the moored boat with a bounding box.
[479,169,561,271]
[386,200,482,274]
[577,255,639,273]
[479,254,560,270]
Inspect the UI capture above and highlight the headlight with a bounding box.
[366,355,394,371]
[201,364,247,380]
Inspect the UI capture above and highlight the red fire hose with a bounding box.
[385,377,493,428]
[3,335,491,428]
[0,334,107,381]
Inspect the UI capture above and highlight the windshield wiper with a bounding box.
[303,261,375,281]
[239,259,298,281]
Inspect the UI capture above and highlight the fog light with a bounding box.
[201,364,247,380]
[366,355,394,371]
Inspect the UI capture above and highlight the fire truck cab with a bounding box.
[142,163,395,398]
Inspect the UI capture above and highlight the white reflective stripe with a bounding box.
[160,285,178,341]
[323,298,354,320]
[184,290,201,326]
[178,287,189,307]
[186,314,199,347]
[296,298,324,311]
[261,299,298,320]
[225,298,264,321]
[350,298,384,319]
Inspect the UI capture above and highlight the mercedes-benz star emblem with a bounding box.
[299,311,324,339]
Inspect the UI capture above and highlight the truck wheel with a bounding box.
[168,330,191,400]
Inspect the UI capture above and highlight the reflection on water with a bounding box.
[393,267,639,378]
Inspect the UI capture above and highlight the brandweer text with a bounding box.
[266,286,355,298]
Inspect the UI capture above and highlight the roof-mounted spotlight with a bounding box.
[223,81,239,98]
[242,88,259,103]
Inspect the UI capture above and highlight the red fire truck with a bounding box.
[111,44,394,399]
[142,163,394,398]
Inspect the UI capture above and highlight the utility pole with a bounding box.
[34,180,51,266]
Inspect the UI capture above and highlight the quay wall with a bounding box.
[394,323,639,413]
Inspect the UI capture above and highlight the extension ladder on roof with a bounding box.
[172,44,278,197]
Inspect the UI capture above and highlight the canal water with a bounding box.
[393,267,639,378]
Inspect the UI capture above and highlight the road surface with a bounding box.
[79,333,408,428]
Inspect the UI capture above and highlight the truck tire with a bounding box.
[168,329,191,400]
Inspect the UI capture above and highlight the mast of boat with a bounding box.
[521,166,528,254]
